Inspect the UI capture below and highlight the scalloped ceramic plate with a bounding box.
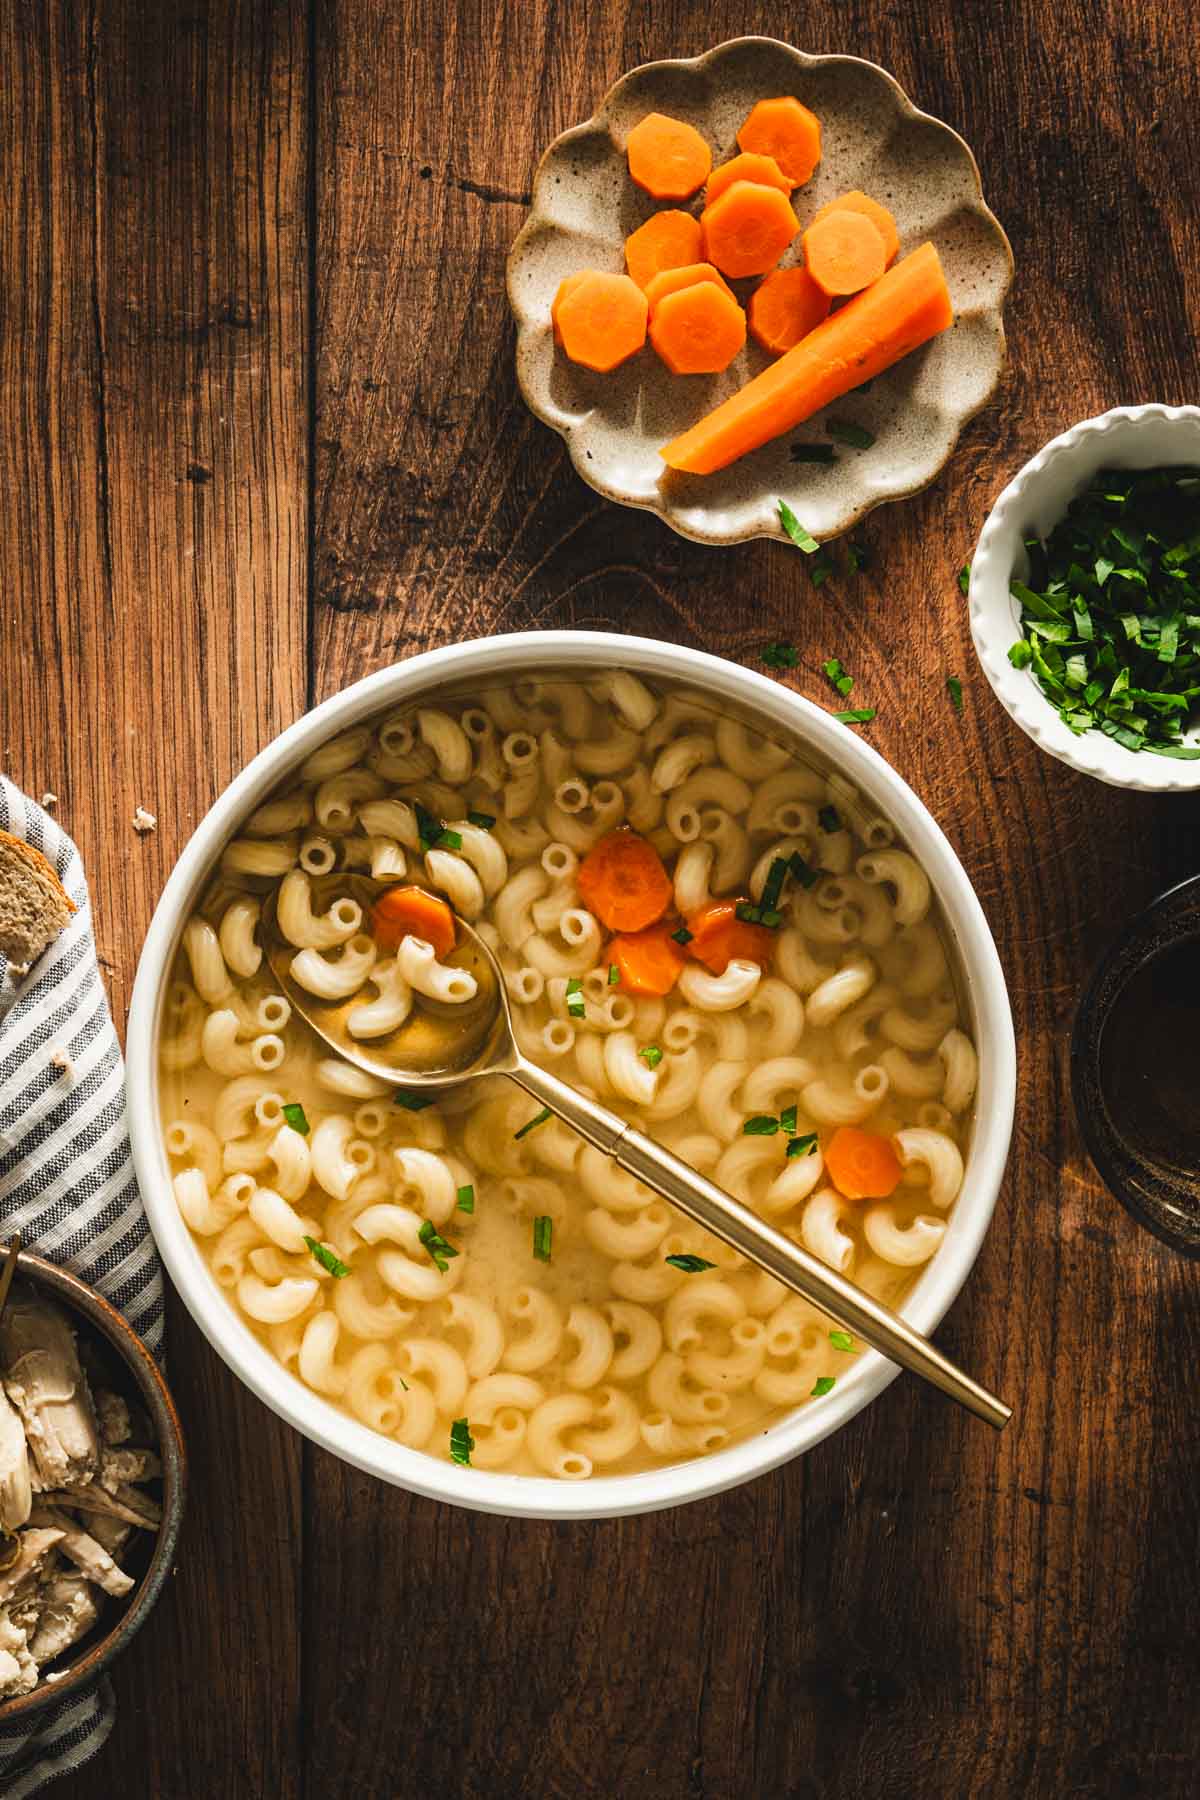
[507,36,1013,546]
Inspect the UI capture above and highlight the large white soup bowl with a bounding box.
[126,631,1016,1519]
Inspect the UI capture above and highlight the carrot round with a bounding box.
[748,266,830,355]
[701,180,799,279]
[626,112,712,200]
[372,885,456,957]
[685,899,775,974]
[551,272,589,347]
[610,923,686,996]
[650,283,746,375]
[811,190,900,265]
[661,242,953,473]
[736,97,821,186]
[577,828,673,932]
[705,151,792,207]
[624,210,703,291]
[803,208,887,298]
[554,271,648,372]
[643,262,736,318]
[824,1127,903,1201]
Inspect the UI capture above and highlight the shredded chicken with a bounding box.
[29,1507,134,1599]
[0,1292,100,1490]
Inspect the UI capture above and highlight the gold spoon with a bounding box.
[263,877,1010,1429]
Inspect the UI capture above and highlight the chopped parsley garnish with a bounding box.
[514,1105,552,1139]
[788,852,819,889]
[786,1132,819,1158]
[608,962,621,985]
[822,657,854,698]
[778,501,820,553]
[811,1375,837,1397]
[809,553,836,588]
[282,1102,309,1136]
[666,1254,717,1273]
[450,1417,474,1466]
[671,925,693,945]
[566,976,586,1019]
[395,1089,435,1111]
[779,1104,797,1136]
[761,857,789,909]
[847,540,870,572]
[736,902,763,924]
[467,810,496,830]
[456,1184,475,1213]
[639,1044,663,1069]
[835,708,876,725]
[414,802,447,852]
[790,441,837,464]
[436,827,463,850]
[827,417,875,450]
[1006,466,1200,756]
[532,1215,553,1262]
[303,1236,350,1279]
[958,562,971,597]
[829,1330,854,1351]
[417,1220,459,1272]
[744,1114,782,1136]
[760,908,783,928]
[762,641,799,670]
[947,674,964,713]
[818,804,841,833]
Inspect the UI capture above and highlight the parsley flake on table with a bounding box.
[958,562,972,597]
[947,674,964,712]
[822,656,854,698]
[762,642,800,670]
[835,708,876,725]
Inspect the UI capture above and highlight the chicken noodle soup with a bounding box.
[159,675,977,1479]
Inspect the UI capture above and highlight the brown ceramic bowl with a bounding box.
[0,1251,185,1723]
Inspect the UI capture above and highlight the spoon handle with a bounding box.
[509,1057,1010,1430]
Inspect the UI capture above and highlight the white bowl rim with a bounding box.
[969,402,1200,792]
[126,630,1016,1519]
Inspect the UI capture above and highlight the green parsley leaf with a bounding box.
[811,1376,837,1397]
[761,856,790,910]
[435,827,463,850]
[958,563,971,597]
[778,501,821,553]
[790,441,837,464]
[532,1215,553,1262]
[786,1132,819,1158]
[743,1114,781,1136]
[418,1220,459,1273]
[282,1102,310,1136]
[829,1330,854,1352]
[450,1417,474,1466]
[514,1106,552,1140]
[639,1045,663,1069]
[760,908,783,928]
[566,976,585,1019]
[779,1104,797,1135]
[608,962,621,985]
[671,925,693,946]
[395,1089,435,1112]
[1008,639,1034,669]
[736,902,763,924]
[788,852,819,889]
[826,417,875,449]
[947,675,964,713]
[847,540,870,572]
[762,642,799,670]
[809,552,836,587]
[665,1254,717,1273]
[818,804,840,832]
[467,810,496,830]
[822,656,854,698]
[456,1184,475,1214]
[303,1236,350,1279]
[834,708,876,724]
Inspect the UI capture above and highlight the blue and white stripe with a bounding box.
[0,776,165,1795]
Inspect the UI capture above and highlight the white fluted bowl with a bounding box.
[969,404,1200,791]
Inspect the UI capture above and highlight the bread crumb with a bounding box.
[41,792,59,810]
[50,1049,74,1077]
[132,808,157,835]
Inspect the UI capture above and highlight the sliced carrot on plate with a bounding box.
[701,179,799,279]
[624,210,704,290]
[610,923,687,995]
[551,272,590,347]
[811,189,900,265]
[372,885,456,957]
[578,828,674,932]
[650,283,746,374]
[824,1126,903,1200]
[803,208,887,297]
[554,271,648,372]
[748,266,830,355]
[684,899,776,974]
[643,262,736,318]
[705,150,793,206]
[736,97,822,186]
[626,112,712,199]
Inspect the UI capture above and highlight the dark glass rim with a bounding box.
[1071,870,1200,1256]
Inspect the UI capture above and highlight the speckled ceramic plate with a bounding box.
[507,37,1013,545]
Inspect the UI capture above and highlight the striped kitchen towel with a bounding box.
[0,776,165,1796]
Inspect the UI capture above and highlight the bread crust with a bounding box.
[0,830,75,967]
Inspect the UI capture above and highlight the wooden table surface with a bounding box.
[3,1,1199,1795]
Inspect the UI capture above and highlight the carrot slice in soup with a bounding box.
[824,1127,903,1200]
[685,899,775,974]
[737,97,822,186]
[643,262,736,318]
[625,211,704,290]
[626,112,712,200]
[610,923,687,995]
[802,208,888,297]
[811,190,900,265]
[705,150,793,206]
[554,271,648,372]
[372,886,456,957]
[701,180,799,279]
[577,829,673,932]
[661,242,953,473]
[748,266,830,355]
[650,283,746,375]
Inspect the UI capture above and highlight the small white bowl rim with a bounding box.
[969,403,1200,792]
[126,631,1016,1520]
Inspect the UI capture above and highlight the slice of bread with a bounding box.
[0,831,75,970]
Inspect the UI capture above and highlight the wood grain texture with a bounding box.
[7,0,1200,1794]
